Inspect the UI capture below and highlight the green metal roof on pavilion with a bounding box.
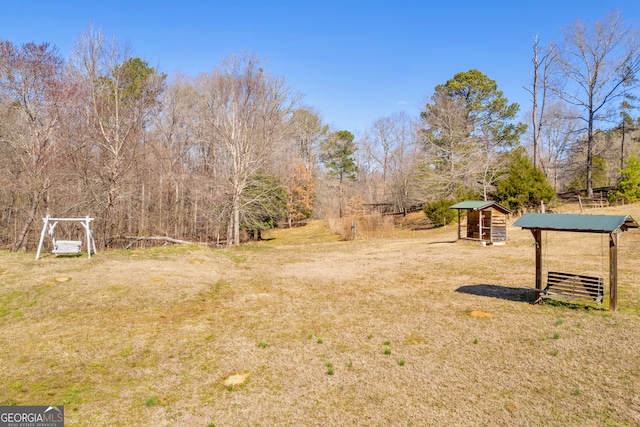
[513,213,639,233]
[450,200,512,214]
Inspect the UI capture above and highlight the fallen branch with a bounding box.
[124,235,210,249]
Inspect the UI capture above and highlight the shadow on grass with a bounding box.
[455,284,533,303]
[457,284,610,311]
[37,253,84,259]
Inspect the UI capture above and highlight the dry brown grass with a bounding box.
[328,214,397,240]
[1,204,640,426]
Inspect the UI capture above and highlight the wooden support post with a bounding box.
[610,232,619,312]
[457,210,461,240]
[83,216,92,259]
[578,195,584,212]
[532,228,542,302]
[35,215,50,260]
[489,211,493,244]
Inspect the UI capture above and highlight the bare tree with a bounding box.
[420,88,474,199]
[195,53,298,245]
[360,112,424,213]
[358,120,391,204]
[68,26,165,246]
[286,107,328,172]
[0,41,64,251]
[148,75,200,237]
[539,102,580,191]
[387,127,426,214]
[553,12,640,196]
[526,35,557,169]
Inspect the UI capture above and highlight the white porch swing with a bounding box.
[35,215,97,260]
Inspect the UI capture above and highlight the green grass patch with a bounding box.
[0,290,27,318]
[262,221,341,246]
[145,397,160,407]
[234,244,274,253]
[217,250,247,264]
[209,279,230,293]
[57,386,93,406]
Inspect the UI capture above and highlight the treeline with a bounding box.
[0,29,318,250]
[2,12,640,251]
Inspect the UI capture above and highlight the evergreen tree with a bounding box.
[493,147,555,212]
[321,130,358,217]
[321,130,358,183]
[613,153,640,203]
[240,171,287,240]
[421,69,526,199]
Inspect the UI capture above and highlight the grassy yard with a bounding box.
[1,205,640,426]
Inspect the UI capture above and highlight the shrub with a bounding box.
[493,147,555,212]
[612,153,640,203]
[423,199,457,227]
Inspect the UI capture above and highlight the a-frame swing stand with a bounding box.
[36,215,97,260]
[513,213,639,311]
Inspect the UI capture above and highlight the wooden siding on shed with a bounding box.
[491,211,507,242]
[465,208,507,242]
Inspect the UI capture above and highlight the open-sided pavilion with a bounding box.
[513,213,638,311]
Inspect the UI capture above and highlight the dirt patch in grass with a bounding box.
[222,372,251,388]
[1,205,640,425]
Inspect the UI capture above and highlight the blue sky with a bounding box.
[2,1,640,133]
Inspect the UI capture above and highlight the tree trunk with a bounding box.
[586,111,594,198]
[233,199,240,245]
[532,51,540,170]
[226,215,234,247]
[621,120,626,170]
[11,195,39,252]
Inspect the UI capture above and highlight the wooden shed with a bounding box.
[450,201,512,245]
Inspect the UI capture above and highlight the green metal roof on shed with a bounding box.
[450,200,512,214]
[512,213,639,233]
